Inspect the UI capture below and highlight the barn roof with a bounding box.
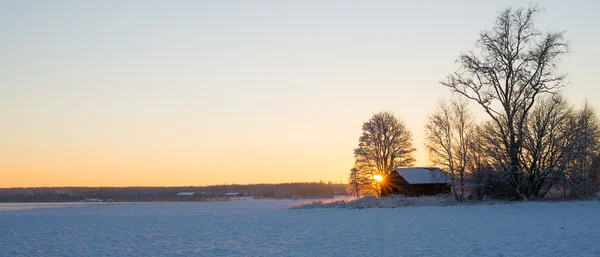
[393,168,452,185]
[177,192,196,196]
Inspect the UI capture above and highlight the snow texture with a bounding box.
[292,194,457,209]
[1,200,600,257]
[395,168,452,184]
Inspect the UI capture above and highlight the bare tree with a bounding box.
[564,102,600,198]
[465,124,495,200]
[521,95,573,199]
[353,111,415,196]
[346,168,361,198]
[441,6,569,199]
[425,99,473,202]
[346,167,371,198]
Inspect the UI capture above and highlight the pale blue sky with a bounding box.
[1,1,599,186]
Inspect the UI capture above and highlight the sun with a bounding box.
[373,175,383,182]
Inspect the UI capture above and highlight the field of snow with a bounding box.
[1,199,599,257]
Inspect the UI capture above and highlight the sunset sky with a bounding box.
[1,0,599,187]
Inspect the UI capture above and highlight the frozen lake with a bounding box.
[1,200,599,256]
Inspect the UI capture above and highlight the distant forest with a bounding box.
[0,182,348,202]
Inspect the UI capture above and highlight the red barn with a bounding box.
[381,168,452,197]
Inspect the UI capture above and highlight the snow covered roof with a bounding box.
[224,192,240,196]
[177,192,196,196]
[393,168,452,185]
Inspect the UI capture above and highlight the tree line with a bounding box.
[0,182,346,202]
[347,6,600,201]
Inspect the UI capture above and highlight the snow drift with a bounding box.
[290,194,458,209]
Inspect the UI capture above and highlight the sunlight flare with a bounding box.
[373,174,383,182]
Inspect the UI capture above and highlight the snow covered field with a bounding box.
[1,200,599,257]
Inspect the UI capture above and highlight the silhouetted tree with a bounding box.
[520,95,573,199]
[425,99,473,202]
[441,6,569,199]
[352,111,415,196]
[346,167,370,197]
[563,102,600,198]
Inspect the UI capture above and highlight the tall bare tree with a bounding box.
[441,6,569,199]
[353,111,415,196]
[425,99,473,202]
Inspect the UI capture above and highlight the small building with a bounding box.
[224,192,241,197]
[175,192,198,201]
[176,192,197,196]
[381,167,452,197]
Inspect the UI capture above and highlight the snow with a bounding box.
[293,194,457,209]
[395,168,452,184]
[1,200,600,256]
